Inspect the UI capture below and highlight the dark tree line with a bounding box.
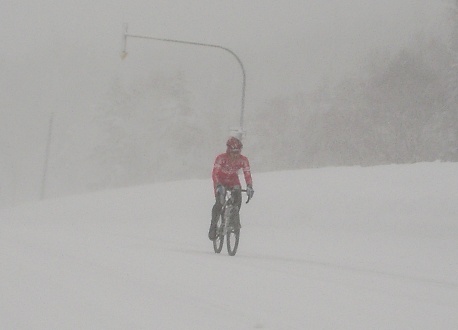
[249,26,458,171]
[85,2,458,192]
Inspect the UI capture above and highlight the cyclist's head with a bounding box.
[226,136,243,155]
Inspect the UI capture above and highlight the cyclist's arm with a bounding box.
[242,156,253,187]
[212,155,224,190]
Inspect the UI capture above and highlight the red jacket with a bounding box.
[212,152,253,194]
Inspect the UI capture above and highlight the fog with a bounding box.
[0,1,452,206]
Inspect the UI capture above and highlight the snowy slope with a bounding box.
[1,163,457,329]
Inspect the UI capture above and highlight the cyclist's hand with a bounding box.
[246,185,254,199]
[216,184,225,197]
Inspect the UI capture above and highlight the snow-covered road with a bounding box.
[1,163,457,329]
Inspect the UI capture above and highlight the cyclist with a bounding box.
[208,136,254,240]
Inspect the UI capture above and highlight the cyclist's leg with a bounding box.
[231,186,242,229]
[209,194,224,240]
[231,185,241,207]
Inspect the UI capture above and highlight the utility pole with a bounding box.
[41,112,54,199]
[121,23,247,134]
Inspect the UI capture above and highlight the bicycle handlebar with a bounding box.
[223,188,251,204]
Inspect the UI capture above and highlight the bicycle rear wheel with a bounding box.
[212,215,224,253]
[226,228,240,256]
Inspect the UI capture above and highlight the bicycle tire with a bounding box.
[226,228,240,256]
[212,214,224,253]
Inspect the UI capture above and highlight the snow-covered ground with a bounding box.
[1,162,457,329]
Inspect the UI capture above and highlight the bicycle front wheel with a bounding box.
[226,228,240,256]
[212,215,224,253]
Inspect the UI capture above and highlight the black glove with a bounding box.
[246,185,254,199]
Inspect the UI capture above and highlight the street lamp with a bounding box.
[121,23,247,134]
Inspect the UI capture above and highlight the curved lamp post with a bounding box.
[121,23,246,134]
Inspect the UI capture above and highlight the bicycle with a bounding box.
[212,188,251,256]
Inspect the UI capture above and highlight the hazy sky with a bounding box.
[0,0,450,205]
[1,1,448,111]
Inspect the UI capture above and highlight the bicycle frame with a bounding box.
[213,188,249,256]
[221,191,238,235]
